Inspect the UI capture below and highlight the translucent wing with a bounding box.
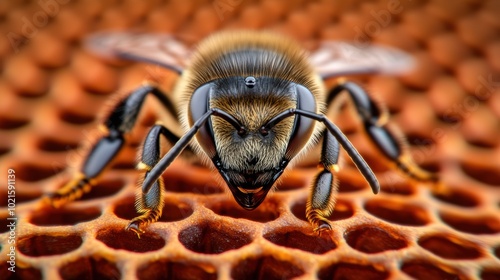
[85,32,192,74]
[309,41,414,79]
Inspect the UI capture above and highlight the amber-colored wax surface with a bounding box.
[0,1,499,279]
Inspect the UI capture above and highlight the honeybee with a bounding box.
[46,30,436,236]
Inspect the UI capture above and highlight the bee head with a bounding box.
[189,76,316,209]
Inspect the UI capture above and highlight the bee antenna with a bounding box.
[213,109,247,135]
[263,108,380,194]
[142,108,244,194]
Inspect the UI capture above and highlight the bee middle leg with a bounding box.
[126,124,181,237]
[328,81,437,181]
[307,130,340,232]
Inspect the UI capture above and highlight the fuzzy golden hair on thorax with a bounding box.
[182,30,322,100]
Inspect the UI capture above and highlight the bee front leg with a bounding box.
[307,130,340,233]
[328,81,437,182]
[46,85,177,207]
[126,124,181,237]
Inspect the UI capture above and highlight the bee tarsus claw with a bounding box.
[313,221,332,234]
[126,221,144,238]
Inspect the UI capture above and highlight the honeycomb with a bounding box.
[0,0,499,279]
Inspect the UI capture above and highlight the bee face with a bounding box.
[180,31,322,210]
[210,77,297,209]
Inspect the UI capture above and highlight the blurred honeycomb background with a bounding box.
[0,0,499,279]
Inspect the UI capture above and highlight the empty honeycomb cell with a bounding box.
[59,256,121,280]
[427,33,473,69]
[3,54,49,97]
[406,133,436,149]
[418,234,483,259]
[495,245,500,259]
[18,234,83,257]
[0,82,39,121]
[0,190,40,207]
[163,166,223,195]
[58,110,96,125]
[36,137,80,152]
[29,31,70,69]
[274,180,306,192]
[114,196,193,222]
[264,227,337,254]
[286,11,318,40]
[206,198,280,223]
[480,0,500,28]
[0,147,11,156]
[13,162,64,182]
[367,76,407,114]
[481,269,500,280]
[401,260,461,280]
[427,76,469,116]
[401,8,447,42]
[437,111,462,124]
[399,52,443,90]
[78,178,125,201]
[110,157,137,170]
[397,95,440,135]
[456,58,494,94]
[456,15,497,50]
[146,6,184,33]
[372,26,420,53]
[426,0,473,23]
[344,225,408,253]
[352,152,391,173]
[318,261,389,280]
[29,206,101,226]
[99,7,136,30]
[122,0,155,22]
[460,161,500,186]
[0,116,30,129]
[274,169,310,191]
[431,188,480,208]
[465,136,498,150]
[337,179,368,193]
[485,41,500,71]
[320,23,358,41]
[380,181,415,196]
[96,227,165,253]
[1,264,42,280]
[231,255,304,280]
[53,8,89,42]
[178,221,253,254]
[364,198,430,226]
[71,51,119,94]
[235,4,266,29]
[137,260,217,280]
[292,199,355,222]
[420,160,444,173]
[439,212,500,234]
[461,107,499,148]
[190,6,223,37]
